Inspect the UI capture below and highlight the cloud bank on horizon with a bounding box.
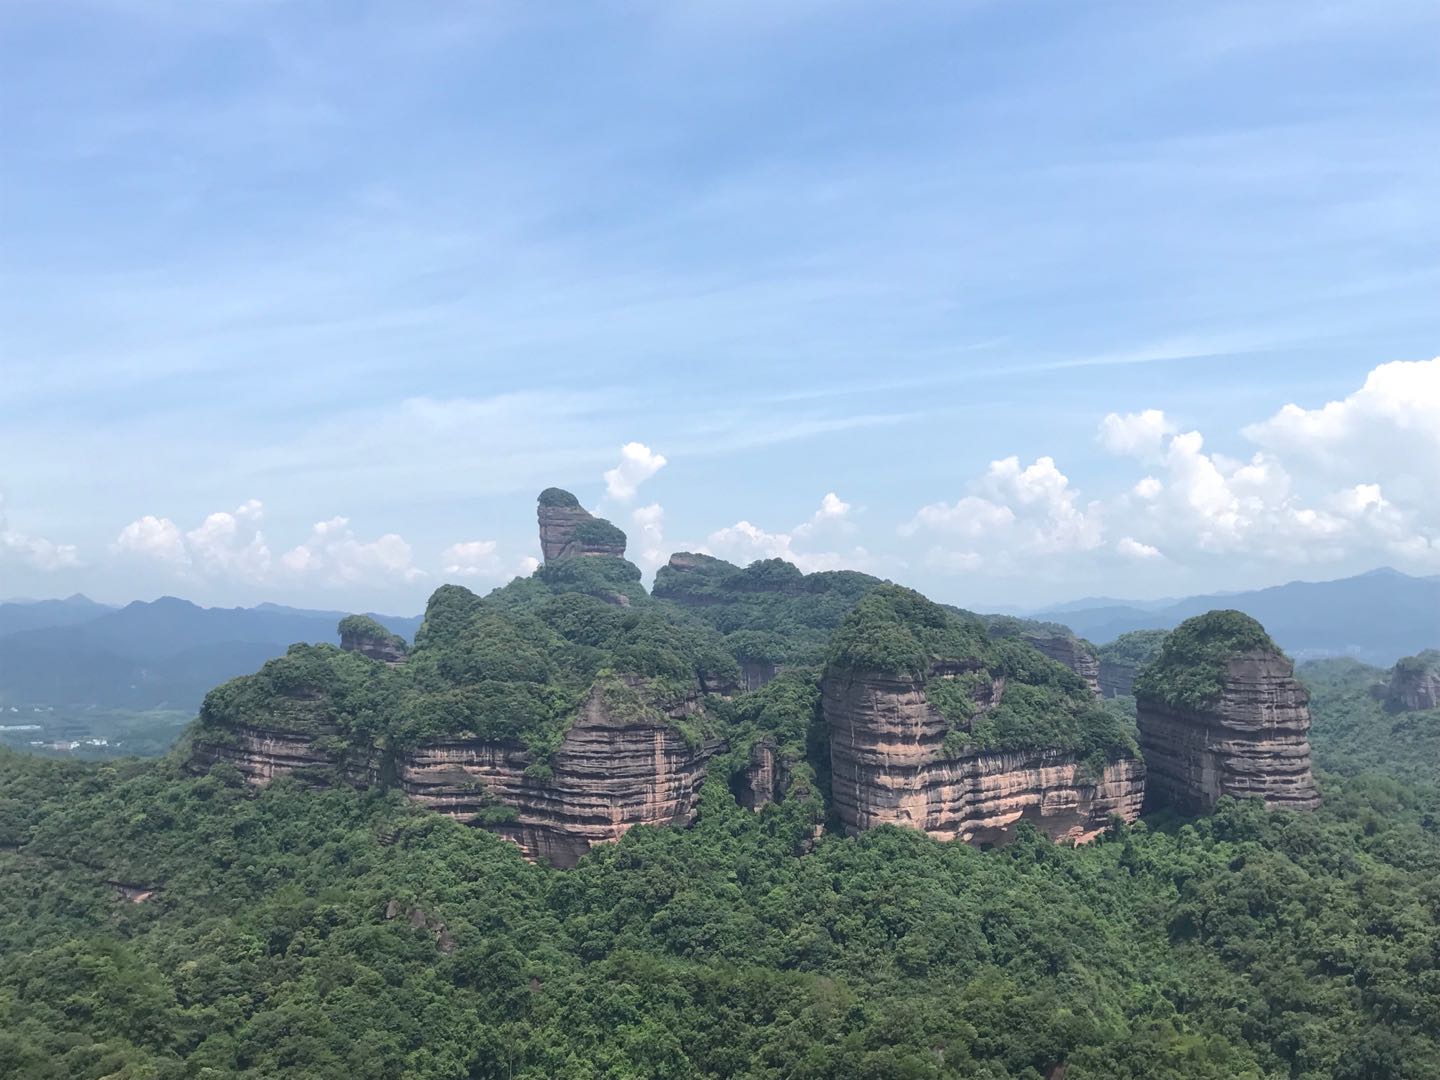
[0,1,1436,609]
[3,358,1438,608]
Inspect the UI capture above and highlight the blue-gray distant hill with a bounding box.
[0,597,420,711]
[1032,568,1438,665]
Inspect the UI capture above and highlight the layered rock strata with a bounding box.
[824,668,1143,845]
[1098,660,1137,699]
[537,488,626,562]
[191,680,719,868]
[397,683,719,867]
[189,722,377,787]
[339,620,408,665]
[1137,650,1321,814]
[1024,633,1103,698]
[1384,651,1440,711]
[735,737,788,810]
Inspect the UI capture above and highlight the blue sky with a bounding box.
[2,0,1438,614]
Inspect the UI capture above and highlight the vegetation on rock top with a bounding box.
[827,586,1137,760]
[567,518,627,550]
[537,487,581,508]
[338,613,407,650]
[1097,628,1171,668]
[1133,610,1281,711]
[653,554,882,666]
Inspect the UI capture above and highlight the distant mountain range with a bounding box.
[0,596,420,712]
[3,565,1434,713]
[1032,568,1439,665]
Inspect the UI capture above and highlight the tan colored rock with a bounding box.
[191,677,719,869]
[735,737,789,810]
[536,488,626,562]
[824,667,1142,845]
[189,722,378,787]
[1137,650,1321,814]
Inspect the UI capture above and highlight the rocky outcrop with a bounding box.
[741,659,779,692]
[824,668,1143,845]
[1099,661,1137,699]
[537,488,626,562]
[189,722,377,787]
[1137,650,1321,814]
[192,678,720,868]
[734,737,789,810]
[397,688,719,867]
[338,615,408,664]
[1024,633,1102,698]
[1383,651,1440,711]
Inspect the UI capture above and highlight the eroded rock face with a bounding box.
[189,723,377,787]
[1099,661,1136,699]
[537,489,626,562]
[340,627,407,665]
[191,679,719,868]
[398,684,719,867]
[735,737,789,810]
[824,668,1143,845]
[1137,651,1321,814]
[1025,633,1103,698]
[1384,652,1440,711]
[741,659,779,692]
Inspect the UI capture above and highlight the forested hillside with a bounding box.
[2,552,1439,1077]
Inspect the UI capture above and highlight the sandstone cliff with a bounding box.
[1383,650,1440,711]
[824,665,1142,844]
[1024,632,1102,698]
[985,616,1103,698]
[189,721,377,787]
[1135,612,1320,814]
[338,614,408,664]
[191,675,719,868]
[1098,661,1136,699]
[734,736,789,810]
[396,677,719,867]
[537,488,627,562]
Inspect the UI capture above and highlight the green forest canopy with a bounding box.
[1133,610,1281,711]
[3,560,1439,1078]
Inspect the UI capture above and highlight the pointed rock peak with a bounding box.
[536,488,626,563]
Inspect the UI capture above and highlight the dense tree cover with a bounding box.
[338,614,408,653]
[1096,629,1171,669]
[1133,611,1279,711]
[827,587,1135,761]
[652,555,882,666]
[195,578,740,759]
[537,487,582,508]
[3,733,1440,1079]
[569,519,628,550]
[1302,658,1440,800]
[982,614,1092,648]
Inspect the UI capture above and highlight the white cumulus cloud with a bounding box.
[281,517,424,586]
[117,500,271,580]
[630,503,667,570]
[0,494,81,571]
[115,515,189,564]
[1098,409,1176,458]
[603,442,667,501]
[1116,537,1163,560]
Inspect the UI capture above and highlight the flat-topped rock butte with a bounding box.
[1136,612,1320,815]
[188,490,1323,866]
